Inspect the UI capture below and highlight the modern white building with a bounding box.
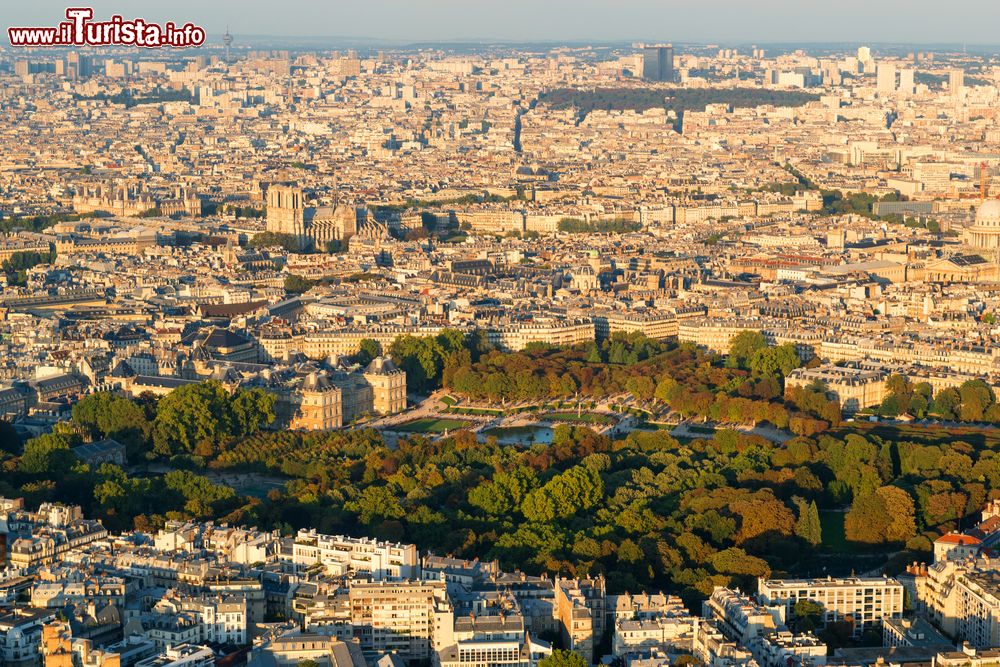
[756,577,904,637]
[287,530,419,580]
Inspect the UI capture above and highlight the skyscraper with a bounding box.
[642,44,674,82]
[856,46,873,73]
[949,68,964,98]
[876,63,896,94]
[898,69,915,96]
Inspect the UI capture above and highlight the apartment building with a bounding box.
[612,616,696,657]
[882,617,952,650]
[553,576,606,665]
[288,530,419,580]
[453,210,526,235]
[488,319,595,352]
[756,577,904,637]
[0,607,56,667]
[8,520,108,569]
[677,318,782,355]
[134,644,215,667]
[436,613,533,667]
[0,239,51,263]
[154,521,277,565]
[692,619,756,667]
[955,571,1000,648]
[146,594,248,647]
[934,533,983,563]
[302,326,457,359]
[589,311,679,341]
[935,645,1000,667]
[347,580,451,663]
[753,631,827,667]
[703,587,783,645]
[248,633,366,667]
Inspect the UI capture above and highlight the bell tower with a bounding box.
[266,184,305,245]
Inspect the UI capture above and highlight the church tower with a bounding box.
[266,184,306,247]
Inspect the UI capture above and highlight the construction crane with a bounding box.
[950,161,992,200]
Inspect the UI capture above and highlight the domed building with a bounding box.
[923,200,1000,283]
[964,200,1000,249]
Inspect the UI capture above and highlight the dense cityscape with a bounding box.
[0,9,999,667]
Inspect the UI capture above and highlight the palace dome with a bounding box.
[965,200,1000,250]
[975,200,1000,228]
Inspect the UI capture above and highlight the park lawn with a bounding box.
[819,510,874,554]
[395,418,472,433]
[448,406,504,416]
[543,411,613,425]
[637,422,674,431]
[440,395,457,406]
[833,422,1000,449]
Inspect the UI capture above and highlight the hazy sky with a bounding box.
[7,1,1000,45]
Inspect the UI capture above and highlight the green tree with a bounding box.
[163,470,236,517]
[655,377,681,403]
[19,434,76,474]
[521,465,603,522]
[931,387,960,420]
[3,249,55,285]
[845,486,916,544]
[538,650,588,667]
[709,547,771,577]
[793,599,825,632]
[250,232,301,252]
[228,388,277,438]
[748,343,801,378]
[284,274,316,294]
[958,380,995,422]
[72,392,150,454]
[348,486,405,524]
[727,330,767,369]
[151,381,232,456]
[357,339,383,365]
[793,498,822,545]
[0,419,21,454]
[390,332,469,392]
[468,469,537,516]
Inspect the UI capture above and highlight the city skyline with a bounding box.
[6,0,1000,47]
[4,7,1000,667]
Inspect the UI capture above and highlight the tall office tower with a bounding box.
[857,46,872,71]
[65,52,79,80]
[876,63,896,94]
[642,44,674,82]
[898,68,915,96]
[950,68,965,97]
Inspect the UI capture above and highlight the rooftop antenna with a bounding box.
[223,27,234,64]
